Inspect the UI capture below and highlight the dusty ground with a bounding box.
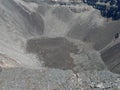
[26,37,79,70]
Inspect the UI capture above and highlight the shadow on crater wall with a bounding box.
[26,37,79,70]
[101,43,120,74]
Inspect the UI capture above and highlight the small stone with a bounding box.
[118,86,120,90]
[103,82,111,89]
[89,82,95,88]
[96,82,104,89]
[115,78,120,83]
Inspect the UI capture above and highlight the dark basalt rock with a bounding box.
[83,0,120,20]
[41,0,120,20]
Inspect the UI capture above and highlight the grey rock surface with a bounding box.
[0,0,120,90]
[0,68,120,90]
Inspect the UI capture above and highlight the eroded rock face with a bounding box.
[9,0,45,35]
[68,20,120,50]
[52,7,73,22]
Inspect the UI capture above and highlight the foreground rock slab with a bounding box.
[0,68,120,90]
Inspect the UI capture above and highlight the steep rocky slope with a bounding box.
[0,0,120,89]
